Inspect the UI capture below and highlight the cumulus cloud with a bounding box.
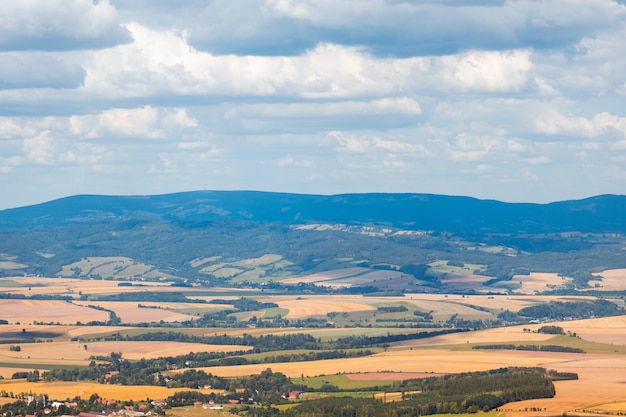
[81,24,534,100]
[534,111,626,139]
[22,130,55,164]
[0,0,131,51]
[0,0,625,208]
[69,106,198,139]
[329,131,428,156]
[173,0,626,56]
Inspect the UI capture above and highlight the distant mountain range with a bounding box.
[1,191,626,234]
[1,191,625,292]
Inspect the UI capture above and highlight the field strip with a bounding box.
[501,356,626,413]
[345,372,442,381]
[192,348,580,378]
[273,297,376,319]
[0,380,221,402]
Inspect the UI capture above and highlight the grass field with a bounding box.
[296,374,396,390]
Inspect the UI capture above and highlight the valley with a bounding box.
[1,191,626,416]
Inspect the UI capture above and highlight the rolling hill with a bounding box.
[0,191,625,294]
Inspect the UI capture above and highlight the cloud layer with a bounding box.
[1,0,626,208]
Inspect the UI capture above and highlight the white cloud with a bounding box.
[328,131,429,159]
[0,1,626,208]
[443,50,532,92]
[80,24,535,100]
[275,154,315,167]
[69,106,197,139]
[534,111,626,139]
[22,131,55,164]
[0,0,131,51]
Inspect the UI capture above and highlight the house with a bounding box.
[288,390,303,400]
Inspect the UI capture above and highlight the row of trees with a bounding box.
[472,344,585,353]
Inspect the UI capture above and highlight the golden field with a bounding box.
[0,299,109,324]
[0,380,221,402]
[588,268,626,292]
[0,338,249,378]
[1,278,626,416]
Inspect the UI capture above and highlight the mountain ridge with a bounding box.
[1,190,625,234]
[1,191,625,291]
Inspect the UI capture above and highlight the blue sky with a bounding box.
[1,0,626,209]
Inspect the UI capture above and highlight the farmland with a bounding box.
[1,274,625,417]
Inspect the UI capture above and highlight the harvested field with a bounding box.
[502,356,626,414]
[0,380,220,402]
[0,299,108,324]
[536,315,626,346]
[0,261,28,270]
[392,325,554,348]
[281,267,371,285]
[0,276,176,297]
[194,348,574,378]
[319,270,407,287]
[0,366,40,379]
[66,325,130,338]
[0,341,94,368]
[82,341,250,359]
[402,299,494,321]
[440,274,492,291]
[508,273,571,295]
[588,268,626,291]
[72,301,201,324]
[0,340,250,368]
[261,293,553,321]
[269,296,375,319]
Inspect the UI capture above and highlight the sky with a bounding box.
[1,0,626,209]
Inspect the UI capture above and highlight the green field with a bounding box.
[296,374,395,390]
[263,307,289,318]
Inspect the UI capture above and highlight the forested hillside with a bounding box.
[1,191,625,294]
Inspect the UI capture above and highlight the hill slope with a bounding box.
[0,191,625,293]
[1,191,625,234]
